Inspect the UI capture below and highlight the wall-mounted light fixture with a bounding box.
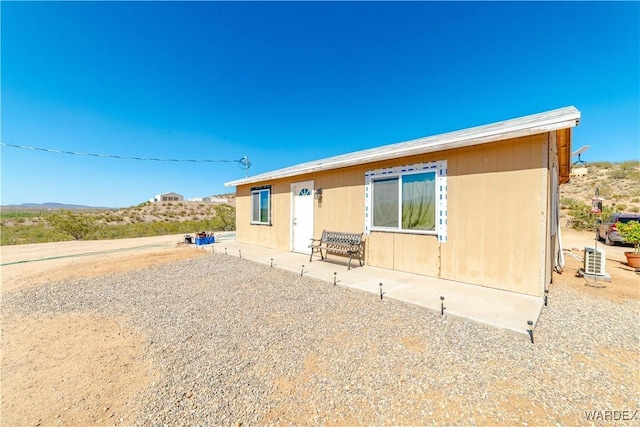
[314,188,323,199]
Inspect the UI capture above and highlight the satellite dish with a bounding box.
[572,145,590,166]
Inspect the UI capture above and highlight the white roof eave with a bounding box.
[225,106,580,187]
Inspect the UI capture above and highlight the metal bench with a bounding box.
[309,230,364,270]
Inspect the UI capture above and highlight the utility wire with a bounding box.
[0,142,250,167]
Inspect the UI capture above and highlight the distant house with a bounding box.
[225,106,581,298]
[204,196,229,203]
[153,192,184,202]
[187,196,229,203]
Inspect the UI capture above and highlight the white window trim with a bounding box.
[365,160,447,242]
[250,186,271,225]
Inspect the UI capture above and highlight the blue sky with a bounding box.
[2,1,638,208]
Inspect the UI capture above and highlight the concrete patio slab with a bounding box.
[209,236,544,337]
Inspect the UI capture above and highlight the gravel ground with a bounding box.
[3,253,639,426]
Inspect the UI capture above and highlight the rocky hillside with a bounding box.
[561,161,640,210]
[1,195,236,227]
[0,195,238,245]
[560,161,640,226]
[98,197,237,225]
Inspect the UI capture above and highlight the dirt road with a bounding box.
[0,234,210,293]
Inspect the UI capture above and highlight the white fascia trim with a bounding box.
[225,106,580,187]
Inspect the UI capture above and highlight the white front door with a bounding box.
[292,180,314,254]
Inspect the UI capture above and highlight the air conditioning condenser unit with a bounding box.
[584,246,606,276]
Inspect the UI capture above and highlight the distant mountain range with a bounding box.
[2,202,110,210]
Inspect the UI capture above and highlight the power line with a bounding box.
[0,142,248,165]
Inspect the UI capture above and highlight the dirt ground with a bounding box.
[559,228,640,302]
[1,230,638,426]
[1,236,208,426]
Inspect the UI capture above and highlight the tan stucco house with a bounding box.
[225,106,580,297]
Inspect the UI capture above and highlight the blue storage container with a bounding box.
[195,236,215,245]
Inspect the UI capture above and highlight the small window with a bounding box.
[251,186,271,225]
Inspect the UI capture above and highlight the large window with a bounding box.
[372,172,436,231]
[365,161,447,241]
[251,186,271,225]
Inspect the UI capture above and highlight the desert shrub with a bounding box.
[2,201,235,245]
[615,203,627,212]
[567,203,614,231]
[629,206,640,213]
[595,183,613,198]
[211,204,236,231]
[628,170,640,181]
[609,160,640,180]
[46,210,99,240]
[0,222,71,245]
[619,160,640,168]
[0,211,43,220]
[93,219,227,240]
[610,168,631,180]
[588,161,613,169]
[631,198,640,203]
[560,197,582,210]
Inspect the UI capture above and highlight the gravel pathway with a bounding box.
[3,253,639,426]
